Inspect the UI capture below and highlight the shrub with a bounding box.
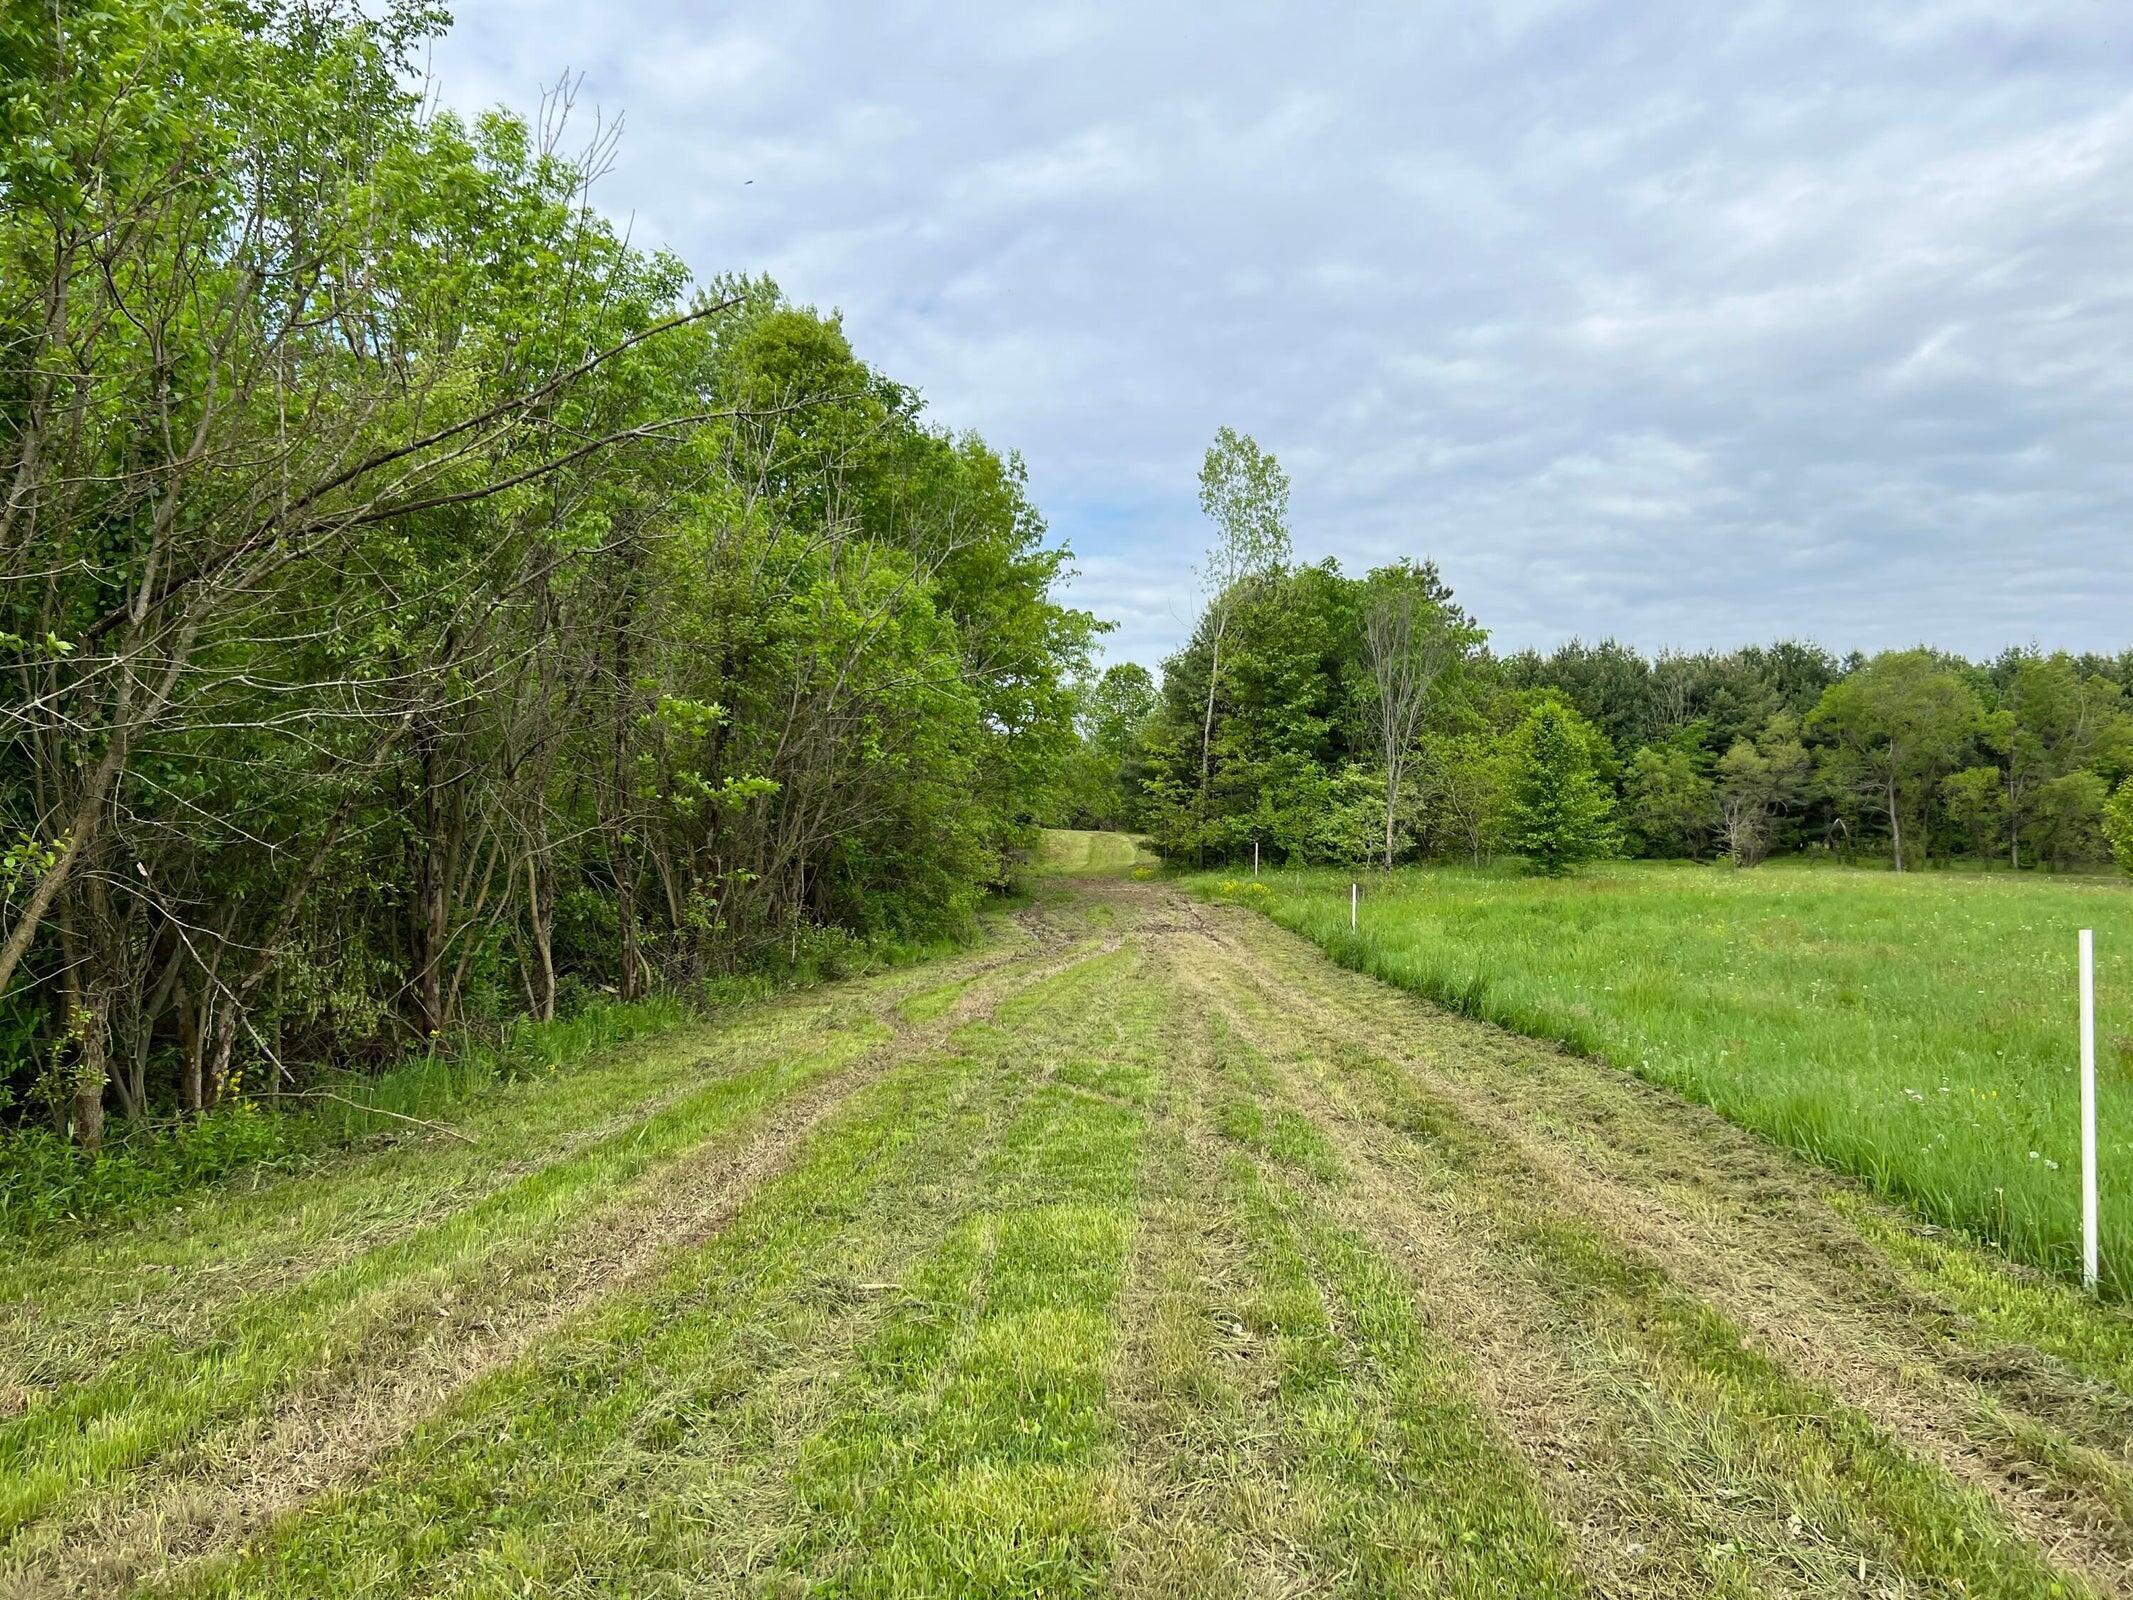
[2105,777,2133,876]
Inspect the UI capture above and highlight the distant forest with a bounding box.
[1057,433,2133,877]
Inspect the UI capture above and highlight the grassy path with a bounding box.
[1036,828,1146,875]
[4,842,2132,1595]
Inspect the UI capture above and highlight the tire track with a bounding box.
[0,909,1114,1599]
[1156,882,2133,1595]
[1236,932,2133,1579]
[0,911,1057,1400]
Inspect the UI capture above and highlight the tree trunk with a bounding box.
[116,1034,148,1122]
[70,990,110,1152]
[205,1003,240,1108]
[177,987,203,1113]
[412,731,448,1035]
[1383,769,1398,871]
[1887,774,1904,872]
[611,601,641,1002]
[269,1000,284,1103]
[1200,634,1220,790]
[527,847,556,1022]
[1198,627,1222,867]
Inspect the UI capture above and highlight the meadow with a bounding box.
[1189,858,2133,1297]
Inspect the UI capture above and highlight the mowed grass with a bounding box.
[0,1005,896,1558]
[1189,858,2133,1297]
[149,947,1159,1599]
[8,864,2130,1596]
[1037,829,1144,875]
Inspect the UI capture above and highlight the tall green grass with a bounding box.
[1190,859,2133,1298]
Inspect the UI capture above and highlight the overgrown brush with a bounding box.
[0,918,973,1237]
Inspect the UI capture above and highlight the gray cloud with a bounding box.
[429,1,2133,669]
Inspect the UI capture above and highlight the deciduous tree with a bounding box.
[1807,651,1980,871]
[1625,744,1717,859]
[2104,778,2133,876]
[1714,715,1812,867]
[1505,702,1617,876]
[1360,561,1481,869]
[1192,428,1291,842]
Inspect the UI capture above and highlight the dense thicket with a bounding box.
[1075,433,2133,880]
[0,1,1093,1147]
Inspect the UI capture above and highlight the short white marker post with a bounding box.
[1350,881,1358,931]
[1253,840,1259,877]
[2081,928,2098,1293]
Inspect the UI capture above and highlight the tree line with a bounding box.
[1,0,1094,1149]
[1055,431,2133,880]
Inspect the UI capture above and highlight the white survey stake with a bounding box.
[2080,928,2097,1292]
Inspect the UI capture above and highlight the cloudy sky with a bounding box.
[430,2,2133,671]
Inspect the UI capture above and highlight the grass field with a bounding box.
[5,839,2133,1596]
[1188,858,2133,1297]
